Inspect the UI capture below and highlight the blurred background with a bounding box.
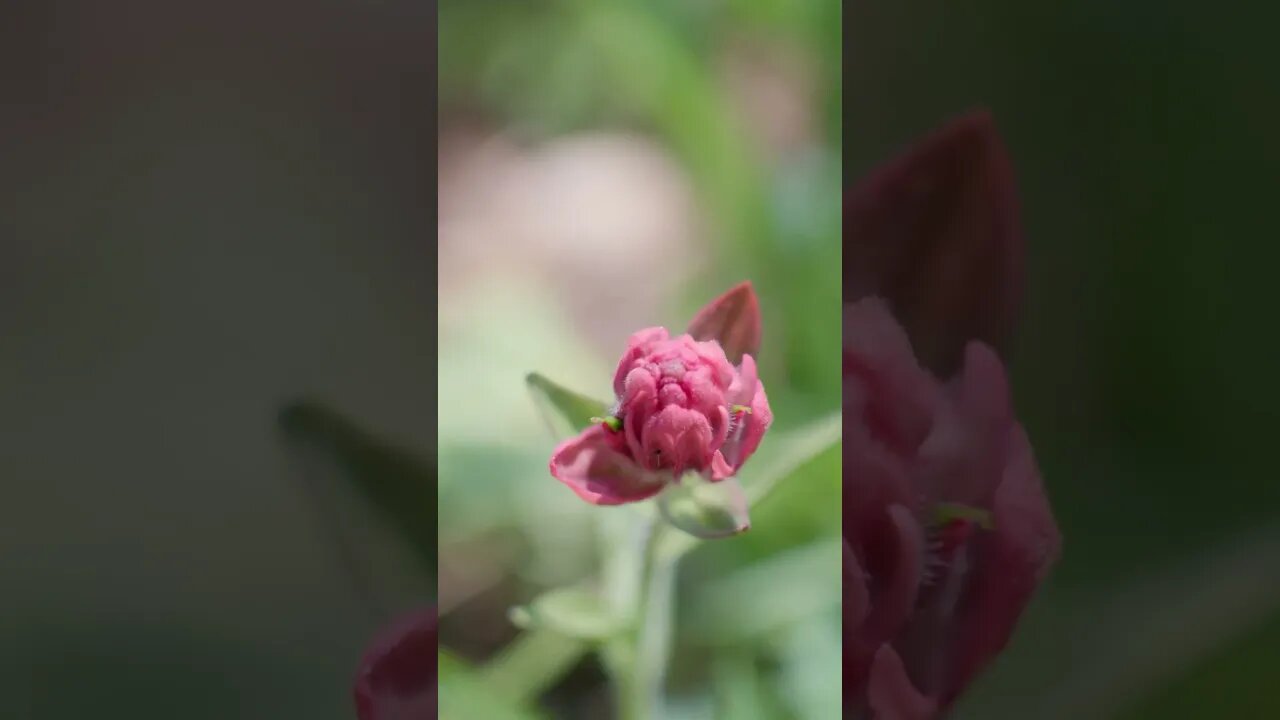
[848,2,1280,718]
[1,2,433,718]
[438,0,840,718]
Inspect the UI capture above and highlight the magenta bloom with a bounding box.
[844,112,1060,718]
[354,607,438,720]
[549,282,773,505]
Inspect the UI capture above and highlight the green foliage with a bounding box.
[439,651,548,720]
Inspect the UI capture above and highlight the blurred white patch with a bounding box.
[721,39,818,163]
[439,127,702,354]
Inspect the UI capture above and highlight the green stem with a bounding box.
[479,630,588,703]
[614,521,679,720]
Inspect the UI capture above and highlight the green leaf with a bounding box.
[712,653,776,720]
[509,585,628,642]
[276,399,436,580]
[439,651,548,720]
[525,372,610,437]
[685,539,841,645]
[479,630,591,705]
[657,474,752,540]
[741,410,841,507]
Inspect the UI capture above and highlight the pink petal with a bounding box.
[845,538,870,630]
[642,405,715,475]
[612,326,669,396]
[686,280,763,365]
[860,504,926,649]
[848,503,925,691]
[844,298,937,457]
[867,646,939,720]
[844,109,1023,377]
[915,341,1014,506]
[550,426,667,505]
[354,607,438,720]
[721,354,772,471]
[938,424,1060,707]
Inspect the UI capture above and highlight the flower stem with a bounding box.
[630,528,677,720]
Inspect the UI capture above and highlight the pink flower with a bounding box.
[844,112,1060,718]
[354,607,438,720]
[549,282,773,505]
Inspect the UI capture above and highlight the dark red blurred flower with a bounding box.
[844,110,1023,378]
[354,607,437,720]
[844,112,1060,718]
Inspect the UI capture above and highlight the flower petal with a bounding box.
[938,424,1060,707]
[354,607,438,720]
[844,109,1023,377]
[915,341,1014,507]
[844,298,937,457]
[844,537,870,630]
[686,280,763,365]
[613,326,670,396]
[550,426,667,505]
[867,645,939,720]
[722,354,772,471]
[642,405,715,475]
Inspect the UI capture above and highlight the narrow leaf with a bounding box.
[525,372,610,438]
[277,399,436,584]
[479,630,590,705]
[439,651,547,720]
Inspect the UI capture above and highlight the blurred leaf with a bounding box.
[509,586,628,642]
[439,651,547,720]
[277,399,436,581]
[773,613,843,720]
[685,539,840,644]
[658,475,752,540]
[1120,605,1280,719]
[526,372,610,438]
[479,630,591,705]
[741,410,840,507]
[712,654,776,720]
[956,523,1280,720]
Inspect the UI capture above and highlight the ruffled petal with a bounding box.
[939,424,1060,706]
[915,341,1013,507]
[612,326,669,396]
[844,299,937,457]
[867,645,939,720]
[642,405,715,476]
[722,354,772,471]
[550,426,667,505]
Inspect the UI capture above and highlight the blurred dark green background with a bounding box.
[2,2,433,718]
[848,2,1280,718]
